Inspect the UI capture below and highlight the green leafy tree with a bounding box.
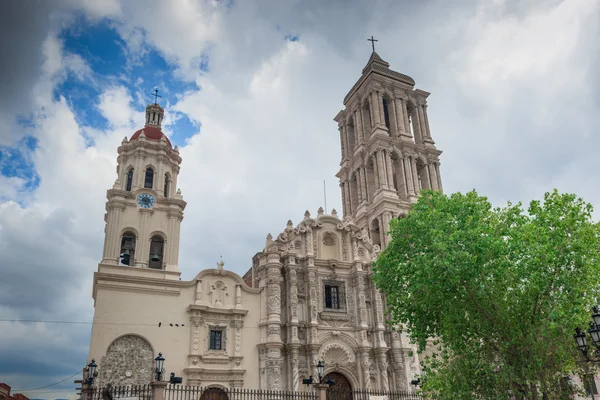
[373,190,600,399]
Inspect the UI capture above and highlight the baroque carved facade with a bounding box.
[86,51,441,391]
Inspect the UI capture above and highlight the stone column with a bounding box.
[403,158,415,197]
[360,351,371,389]
[355,273,370,347]
[290,347,300,391]
[340,183,346,217]
[355,110,364,144]
[418,105,428,140]
[345,182,352,216]
[377,352,390,391]
[362,167,372,203]
[102,202,124,264]
[189,316,204,366]
[388,97,398,136]
[394,98,405,138]
[376,151,388,189]
[428,164,439,191]
[411,158,420,195]
[391,332,409,391]
[370,91,382,127]
[133,155,143,190]
[382,211,392,247]
[423,105,432,140]
[377,214,385,248]
[401,100,411,135]
[359,168,368,204]
[398,158,408,200]
[385,150,395,190]
[411,108,423,144]
[265,250,283,390]
[371,154,380,189]
[136,208,153,267]
[355,170,363,204]
[376,91,385,128]
[156,159,164,196]
[338,126,346,161]
[435,163,444,194]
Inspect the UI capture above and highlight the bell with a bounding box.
[120,254,131,265]
[150,253,161,262]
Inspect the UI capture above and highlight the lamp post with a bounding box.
[316,360,324,384]
[85,359,98,386]
[574,307,600,399]
[155,353,165,381]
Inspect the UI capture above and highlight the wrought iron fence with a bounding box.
[325,388,424,400]
[165,385,317,400]
[89,384,153,400]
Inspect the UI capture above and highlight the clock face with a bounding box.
[137,193,155,209]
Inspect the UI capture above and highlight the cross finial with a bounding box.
[151,88,162,105]
[367,36,378,53]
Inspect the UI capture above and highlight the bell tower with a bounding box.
[335,49,443,250]
[100,100,186,275]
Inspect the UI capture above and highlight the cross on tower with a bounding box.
[151,88,162,105]
[367,36,378,53]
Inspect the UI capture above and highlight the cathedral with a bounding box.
[86,50,443,392]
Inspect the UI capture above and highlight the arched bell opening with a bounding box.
[382,95,392,133]
[125,168,134,191]
[119,232,136,266]
[144,167,154,189]
[148,235,165,269]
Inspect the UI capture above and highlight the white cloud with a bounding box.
[2,0,600,395]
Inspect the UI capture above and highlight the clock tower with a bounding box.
[100,101,186,275]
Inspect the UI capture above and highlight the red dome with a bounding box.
[130,126,172,147]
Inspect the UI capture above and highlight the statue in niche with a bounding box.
[208,281,229,307]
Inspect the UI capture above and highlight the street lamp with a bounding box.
[316,360,324,383]
[155,353,165,381]
[85,359,98,385]
[573,308,600,400]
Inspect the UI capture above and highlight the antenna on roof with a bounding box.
[323,180,327,215]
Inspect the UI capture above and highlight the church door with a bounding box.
[199,388,228,400]
[324,372,353,400]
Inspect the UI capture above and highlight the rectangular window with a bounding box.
[584,375,598,395]
[209,329,223,350]
[325,285,340,309]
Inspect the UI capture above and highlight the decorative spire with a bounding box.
[317,207,324,217]
[145,90,164,129]
[304,210,311,219]
[216,255,224,270]
[331,209,338,217]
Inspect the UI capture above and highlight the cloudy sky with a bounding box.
[1,0,599,398]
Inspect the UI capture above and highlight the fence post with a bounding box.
[314,384,328,400]
[151,381,168,400]
[81,385,93,400]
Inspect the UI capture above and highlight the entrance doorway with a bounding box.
[324,372,353,400]
[199,387,228,400]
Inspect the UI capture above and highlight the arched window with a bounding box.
[144,168,154,189]
[163,174,170,198]
[126,169,134,191]
[148,235,165,269]
[120,232,136,266]
[382,96,391,131]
